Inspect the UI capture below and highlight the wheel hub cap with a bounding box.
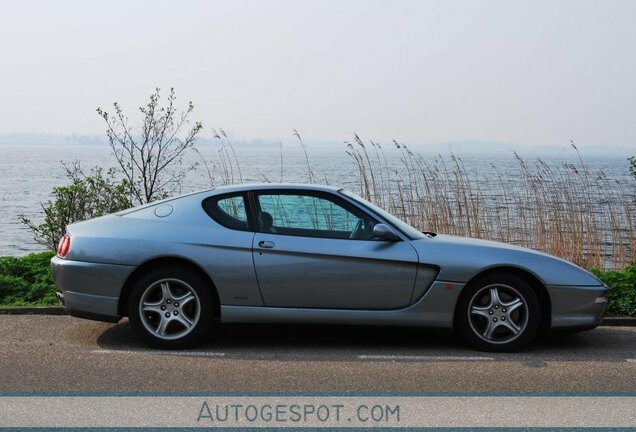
[139,278,201,341]
[468,284,529,345]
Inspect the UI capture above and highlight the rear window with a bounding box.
[202,193,250,231]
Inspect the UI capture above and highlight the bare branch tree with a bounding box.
[96,88,203,204]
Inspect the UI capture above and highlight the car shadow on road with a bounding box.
[95,320,636,362]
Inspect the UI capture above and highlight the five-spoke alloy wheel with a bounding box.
[457,273,541,352]
[128,266,215,349]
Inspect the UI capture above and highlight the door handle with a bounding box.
[258,241,275,249]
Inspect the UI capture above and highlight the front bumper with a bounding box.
[548,284,608,329]
[51,256,135,323]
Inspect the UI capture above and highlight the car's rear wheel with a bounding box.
[128,266,215,349]
[457,273,541,352]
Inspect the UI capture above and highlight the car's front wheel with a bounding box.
[457,273,541,352]
[128,266,215,349]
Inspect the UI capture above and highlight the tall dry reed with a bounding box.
[198,133,635,270]
[346,138,635,270]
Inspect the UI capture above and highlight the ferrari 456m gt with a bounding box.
[51,184,608,351]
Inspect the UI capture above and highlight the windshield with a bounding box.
[340,190,426,240]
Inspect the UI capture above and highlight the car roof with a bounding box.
[211,183,343,194]
[117,184,346,216]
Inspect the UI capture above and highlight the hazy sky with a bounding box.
[1,0,635,150]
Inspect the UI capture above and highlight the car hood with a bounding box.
[410,234,603,287]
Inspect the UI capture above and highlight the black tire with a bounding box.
[128,266,216,349]
[456,273,541,352]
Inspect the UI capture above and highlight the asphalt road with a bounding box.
[1,315,635,392]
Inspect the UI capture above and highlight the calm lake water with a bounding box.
[0,143,633,257]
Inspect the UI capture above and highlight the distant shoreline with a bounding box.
[0,140,633,158]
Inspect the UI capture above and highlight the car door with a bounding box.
[251,190,419,309]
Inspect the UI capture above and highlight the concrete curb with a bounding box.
[601,316,636,327]
[0,306,67,315]
[0,307,635,326]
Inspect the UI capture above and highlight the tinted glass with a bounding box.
[256,193,376,240]
[203,193,249,231]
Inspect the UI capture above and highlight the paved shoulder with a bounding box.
[1,315,635,392]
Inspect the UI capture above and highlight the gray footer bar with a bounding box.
[0,395,634,428]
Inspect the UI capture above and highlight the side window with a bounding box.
[256,193,376,240]
[202,193,249,231]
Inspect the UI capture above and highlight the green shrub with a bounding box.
[591,265,636,316]
[0,252,56,306]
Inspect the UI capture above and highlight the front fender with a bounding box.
[411,235,603,286]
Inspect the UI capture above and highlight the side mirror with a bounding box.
[372,223,400,241]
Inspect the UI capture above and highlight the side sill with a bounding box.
[220,280,464,328]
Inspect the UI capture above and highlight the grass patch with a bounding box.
[0,252,56,306]
[591,265,636,316]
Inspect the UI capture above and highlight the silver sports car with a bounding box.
[51,184,608,352]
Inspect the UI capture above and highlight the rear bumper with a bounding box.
[51,256,134,323]
[548,284,608,329]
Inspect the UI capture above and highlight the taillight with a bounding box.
[57,235,71,258]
